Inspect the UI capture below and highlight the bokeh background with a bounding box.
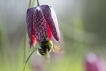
[0,0,106,71]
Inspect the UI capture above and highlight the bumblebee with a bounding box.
[37,37,63,56]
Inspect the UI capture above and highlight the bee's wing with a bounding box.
[53,44,63,53]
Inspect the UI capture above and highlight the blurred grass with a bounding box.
[47,56,84,71]
[0,0,106,71]
[0,9,11,71]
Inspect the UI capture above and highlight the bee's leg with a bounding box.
[46,49,50,62]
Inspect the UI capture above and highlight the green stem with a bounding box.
[32,0,35,7]
[23,35,28,66]
[28,0,32,8]
[29,0,36,8]
[23,0,32,70]
[37,0,39,6]
[22,47,37,71]
[22,0,37,71]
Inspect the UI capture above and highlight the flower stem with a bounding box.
[37,0,39,6]
[28,0,32,8]
[22,47,37,71]
[32,0,36,7]
[23,0,33,71]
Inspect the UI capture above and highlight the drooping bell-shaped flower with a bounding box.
[26,0,60,47]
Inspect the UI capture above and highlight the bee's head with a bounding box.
[41,37,49,43]
[37,49,46,56]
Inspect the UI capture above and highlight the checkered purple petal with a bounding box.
[27,7,37,47]
[33,7,47,43]
[26,8,34,39]
[40,5,60,41]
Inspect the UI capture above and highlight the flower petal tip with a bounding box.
[40,5,60,41]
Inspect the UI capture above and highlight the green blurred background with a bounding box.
[0,0,106,71]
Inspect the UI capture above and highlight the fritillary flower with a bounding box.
[26,0,60,47]
[85,53,105,71]
[22,1,61,71]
